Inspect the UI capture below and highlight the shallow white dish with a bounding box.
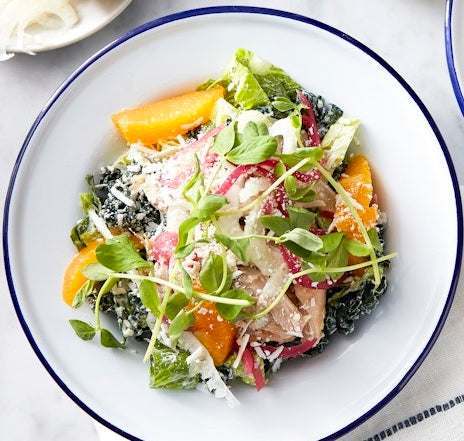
[4,7,463,441]
[446,0,464,115]
[6,0,131,54]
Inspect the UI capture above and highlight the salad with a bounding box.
[64,48,394,406]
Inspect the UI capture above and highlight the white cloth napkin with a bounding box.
[94,187,464,441]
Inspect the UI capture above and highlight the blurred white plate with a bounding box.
[6,0,131,53]
[4,6,463,441]
[446,0,464,115]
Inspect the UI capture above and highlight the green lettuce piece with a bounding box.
[234,48,302,101]
[225,58,270,109]
[207,48,302,110]
[321,117,360,172]
[149,342,200,390]
[224,352,266,387]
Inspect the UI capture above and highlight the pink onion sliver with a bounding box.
[279,245,313,288]
[264,339,317,360]
[242,347,254,376]
[172,124,226,160]
[257,158,279,168]
[242,347,266,391]
[215,164,255,195]
[297,91,321,147]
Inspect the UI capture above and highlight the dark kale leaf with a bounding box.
[88,280,151,341]
[97,165,161,235]
[297,91,343,138]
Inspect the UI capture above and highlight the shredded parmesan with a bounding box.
[110,186,135,207]
[87,208,113,240]
[178,332,240,408]
[232,333,250,369]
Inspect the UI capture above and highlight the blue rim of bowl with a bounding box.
[3,6,463,441]
[446,0,464,116]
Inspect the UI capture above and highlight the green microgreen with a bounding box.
[139,279,160,316]
[216,289,255,321]
[96,235,152,272]
[69,319,96,341]
[168,310,195,341]
[100,328,125,349]
[199,253,232,294]
[71,280,94,309]
[214,233,250,262]
[165,291,190,320]
[225,135,277,165]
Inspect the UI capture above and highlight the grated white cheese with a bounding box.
[178,332,240,408]
[232,333,250,369]
[267,345,284,362]
[110,186,135,207]
[87,208,112,240]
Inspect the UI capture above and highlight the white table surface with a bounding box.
[1,1,463,440]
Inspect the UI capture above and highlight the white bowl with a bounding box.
[446,0,464,116]
[4,7,463,441]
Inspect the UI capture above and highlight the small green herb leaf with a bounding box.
[72,280,94,308]
[100,328,125,348]
[165,292,189,320]
[327,242,349,280]
[287,206,317,230]
[320,232,345,253]
[256,122,269,136]
[226,136,277,165]
[81,262,115,281]
[182,154,201,203]
[278,147,323,171]
[214,233,250,262]
[216,289,255,321]
[139,279,160,316]
[284,175,298,196]
[213,123,236,156]
[272,96,297,113]
[175,239,208,259]
[274,161,286,178]
[191,194,227,220]
[199,254,231,293]
[181,266,194,299]
[176,217,201,251]
[69,319,96,341]
[368,228,383,252]
[260,215,293,236]
[168,311,195,341]
[96,235,151,272]
[279,228,323,252]
[345,238,372,257]
[242,121,259,139]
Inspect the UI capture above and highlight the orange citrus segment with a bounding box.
[192,301,236,366]
[111,87,224,145]
[333,155,378,242]
[62,240,101,306]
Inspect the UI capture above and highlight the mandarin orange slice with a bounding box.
[111,87,224,145]
[333,154,378,242]
[191,300,236,366]
[62,240,101,306]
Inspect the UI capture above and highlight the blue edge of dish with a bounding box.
[446,0,464,117]
[3,6,463,441]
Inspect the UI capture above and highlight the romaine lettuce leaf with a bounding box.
[321,116,360,171]
[149,342,199,390]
